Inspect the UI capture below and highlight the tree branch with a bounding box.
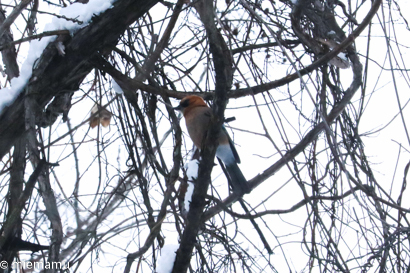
[0,0,160,160]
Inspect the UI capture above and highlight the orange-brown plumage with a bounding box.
[174,95,250,194]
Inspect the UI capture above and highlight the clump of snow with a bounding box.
[184,159,199,213]
[156,244,179,273]
[44,0,114,33]
[184,182,195,213]
[337,52,348,61]
[186,159,199,180]
[55,40,66,55]
[0,0,115,113]
[112,78,124,94]
[1,36,53,111]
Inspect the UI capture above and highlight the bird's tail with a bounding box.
[225,163,251,194]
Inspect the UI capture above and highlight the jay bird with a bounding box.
[174,95,250,194]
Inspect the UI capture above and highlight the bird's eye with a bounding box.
[180,99,190,108]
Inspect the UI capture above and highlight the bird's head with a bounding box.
[174,95,208,115]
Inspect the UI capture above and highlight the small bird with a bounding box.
[174,95,250,194]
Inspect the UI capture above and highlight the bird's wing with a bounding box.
[222,125,240,164]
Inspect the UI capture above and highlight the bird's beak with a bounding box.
[173,105,182,111]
